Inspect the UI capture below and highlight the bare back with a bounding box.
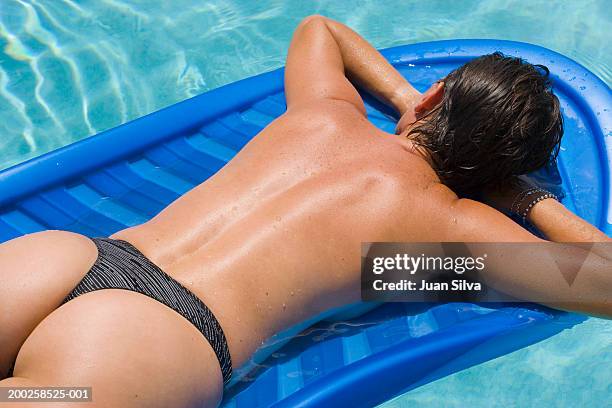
[113,100,450,366]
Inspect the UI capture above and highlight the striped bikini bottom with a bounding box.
[61,238,233,385]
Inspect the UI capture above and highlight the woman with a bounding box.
[1,15,610,408]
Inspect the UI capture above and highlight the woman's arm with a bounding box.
[285,15,365,113]
[485,176,611,243]
[528,198,611,242]
[470,178,611,317]
[285,15,419,115]
[323,17,421,115]
[448,197,612,318]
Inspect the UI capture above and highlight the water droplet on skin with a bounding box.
[282,303,287,310]
[290,291,295,296]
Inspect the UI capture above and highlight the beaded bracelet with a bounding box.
[510,188,542,215]
[511,188,558,223]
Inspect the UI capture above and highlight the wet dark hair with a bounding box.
[408,52,563,195]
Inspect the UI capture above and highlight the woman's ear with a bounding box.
[414,81,444,116]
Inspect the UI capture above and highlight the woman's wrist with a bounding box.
[525,197,610,242]
[525,196,559,224]
[496,180,609,242]
[508,187,558,223]
[390,87,420,116]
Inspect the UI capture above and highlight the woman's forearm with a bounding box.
[322,17,419,115]
[528,198,611,242]
[503,198,612,317]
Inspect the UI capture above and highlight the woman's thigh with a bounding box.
[10,289,223,408]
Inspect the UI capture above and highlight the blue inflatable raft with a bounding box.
[0,40,610,407]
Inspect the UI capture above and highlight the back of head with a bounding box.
[409,52,563,195]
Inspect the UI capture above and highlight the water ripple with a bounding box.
[16,0,66,133]
[0,66,35,151]
[0,0,610,173]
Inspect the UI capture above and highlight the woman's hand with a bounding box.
[395,104,418,134]
[395,81,445,135]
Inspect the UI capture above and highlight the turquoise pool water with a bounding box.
[1,0,611,170]
[0,0,610,406]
